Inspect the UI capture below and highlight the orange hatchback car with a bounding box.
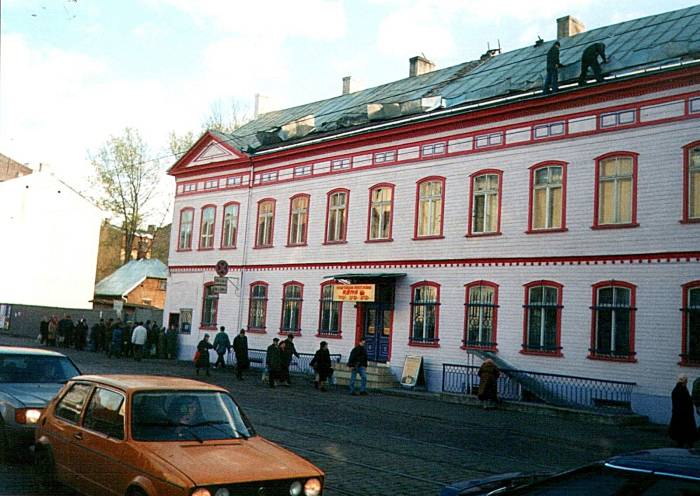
[35,375,324,496]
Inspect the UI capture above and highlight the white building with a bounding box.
[165,7,700,423]
[0,170,103,309]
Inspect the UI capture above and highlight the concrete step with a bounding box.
[333,363,399,389]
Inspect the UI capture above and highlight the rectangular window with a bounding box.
[178,209,193,250]
[531,165,564,230]
[684,286,700,364]
[597,156,635,226]
[294,165,313,177]
[201,284,218,327]
[248,284,268,331]
[281,283,303,334]
[83,388,125,440]
[319,284,341,336]
[475,132,503,148]
[374,151,397,164]
[183,183,197,193]
[331,158,351,171]
[255,200,275,247]
[533,122,565,139]
[591,283,636,360]
[688,146,700,221]
[288,196,309,245]
[326,191,348,243]
[416,179,443,238]
[368,185,393,241]
[410,284,439,345]
[420,142,446,157]
[600,110,636,128]
[55,383,92,424]
[523,283,562,354]
[199,206,216,249]
[691,98,700,114]
[221,203,239,248]
[226,176,242,187]
[258,171,278,183]
[470,173,500,234]
[464,283,498,350]
[204,179,219,190]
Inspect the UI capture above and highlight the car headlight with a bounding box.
[214,489,230,496]
[191,489,211,496]
[15,408,43,424]
[304,478,322,496]
[289,481,303,496]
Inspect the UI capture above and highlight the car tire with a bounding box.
[34,445,57,489]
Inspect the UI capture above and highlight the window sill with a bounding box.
[279,331,302,337]
[678,360,700,368]
[323,241,348,245]
[412,235,444,241]
[253,245,274,249]
[220,245,237,250]
[197,247,215,251]
[408,341,440,348]
[587,354,637,363]
[316,332,343,339]
[520,349,563,358]
[175,248,193,252]
[525,228,568,235]
[465,232,502,238]
[199,325,217,331]
[461,345,498,352]
[365,238,393,243]
[590,223,640,230]
[285,243,308,248]
[680,219,700,224]
[246,328,267,334]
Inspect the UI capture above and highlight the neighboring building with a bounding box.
[94,259,168,312]
[165,7,700,423]
[0,170,103,309]
[0,153,32,182]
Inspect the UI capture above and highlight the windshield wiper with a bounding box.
[189,420,250,440]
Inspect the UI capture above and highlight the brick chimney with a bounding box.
[409,55,435,77]
[557,15,585,38]
[342,76,353,95]
[254,93,274,118]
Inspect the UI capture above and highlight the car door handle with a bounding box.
[73,432,83,441]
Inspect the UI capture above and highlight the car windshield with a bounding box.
[0,354,80,383]
[131,391,255,442]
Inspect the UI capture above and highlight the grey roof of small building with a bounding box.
[94,259,168,298]
[221,4,700,153]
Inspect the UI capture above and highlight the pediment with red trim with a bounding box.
[168,131,248,176]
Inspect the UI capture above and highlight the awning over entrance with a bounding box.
[323,273,406,281]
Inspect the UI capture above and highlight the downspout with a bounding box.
[235,155,255,331]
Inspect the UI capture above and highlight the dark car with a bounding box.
[440,448,700,495]
[0,346,81,459]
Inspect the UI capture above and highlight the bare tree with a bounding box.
[90,127,162,264]
[168,129,196,158]
[202,98,251,134]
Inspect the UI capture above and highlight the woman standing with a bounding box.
[310,341,333,392]
[195,334,213,377]
[669,374,697,448]
[477,359,500,409]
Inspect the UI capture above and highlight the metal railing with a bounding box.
[230,348,342,376]
[442,363,636,411]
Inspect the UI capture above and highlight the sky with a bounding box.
[1,0,698,213]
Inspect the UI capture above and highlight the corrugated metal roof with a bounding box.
[94,259,168,297]
[220,4,700,153]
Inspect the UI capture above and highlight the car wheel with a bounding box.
[34,445,57,488]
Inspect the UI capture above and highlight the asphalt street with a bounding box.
[0,335,669,496]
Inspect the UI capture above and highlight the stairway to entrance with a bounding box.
[333,362,399,389]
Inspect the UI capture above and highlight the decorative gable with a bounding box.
[189,141,237,166]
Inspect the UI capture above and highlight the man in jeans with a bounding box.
[348,338,368,396]
[131,321,148,362]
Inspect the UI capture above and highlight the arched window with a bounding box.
[409,282,440,346]
[593,152,639,228]
[280,282,303,335]
[220,202,239,249]
[681,281,700,365]
[177,208,194,250]
[287,194,309,246]
[367,184,394,242]
[468,170,502,236]
[589,281,637,361]
[528,162,567,232]
[682,141,700,223]
[255,199,276,248]
[199,205,216,250]
[414,177,445,239]
[247,282,268,332]
[325,189,349,243]
[318,281,342,337]
[201,282,218,328]
[522,281,563,356]
[463,281,498,351]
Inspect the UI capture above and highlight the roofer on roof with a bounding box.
[544,41,565,94]
[578,42,607,85]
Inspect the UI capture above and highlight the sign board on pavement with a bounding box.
[400,355,424,388]
[333,284,375,302]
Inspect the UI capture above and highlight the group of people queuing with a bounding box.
[38,315,179,361]
[669,374,700,449]
[543,40,608,94]
[194,327,249,378]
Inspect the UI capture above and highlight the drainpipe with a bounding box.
[235,155,255,331]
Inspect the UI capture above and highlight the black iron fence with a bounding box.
[230,348,342,376]
[442,363,636,411]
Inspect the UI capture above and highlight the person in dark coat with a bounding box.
[166,324,178,359]
[348,339,368,396]
[104,319,114,356]
[578,42,607,85]
[310,341,333,392]
[544,41,565,94]
[157,326,166,358]
[74,318,88,350]
[195,334,213,376]
[213,326,231,369]
[692,377,700,416]
[266,338,282,388]
[57,315,74,348]
[109,322,123,358]
[233,329,250,380]
[669,374,697,448]
[39,317,49,346]
[279,334,300,386]
[478,359,500,409]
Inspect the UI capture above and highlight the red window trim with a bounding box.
[588,280,637,362]
[197,204,217,251]
[592,152,639,229]
[220,201,240,250]
[462,280,499,352]
[520,280,564,357]
[526,161,568,234]
[200,281,218,329]
[317,280,343,338]
[324,188,350,244]
[413,176,446,240]
[467,169,503,237]
[681,140,700,224]
[247,281,269,333]
[408,281,441,347]
[680,280,700,366]
[366,182,395,243]
[286,193,310,247]
[176,207,195,251]
[254,198,276,249]
[279,281,304,336]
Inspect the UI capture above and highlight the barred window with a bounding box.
[410,283,440,345]
[464,282,498,350]
[590,282,636,361]
[523,282,563,355]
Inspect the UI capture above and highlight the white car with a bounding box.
[0,346,81,460]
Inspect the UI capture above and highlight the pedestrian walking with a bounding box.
[109,322,124,358]
[166,323,178,359]
[57,315,74,348]
[233,329,250,380]
[195,334,213,376]
[578,42,607,85]
[47,316,58,347]
[265,338,282,388]
[544,41,565,94]
[279,334,300,386]
[131,322,148,361]
[310,341,333,392]
[348,339,368,396]
[75,318,88,351]
[39,317,49,346]
[104,319,114,356]
[692,376,700,416]
[213,326,231,369]
[669,374,697,448]
[478,359,500,409]
[157,325,166,358]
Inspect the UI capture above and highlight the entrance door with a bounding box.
[363,304,392,362]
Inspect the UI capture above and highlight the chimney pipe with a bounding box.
[342,76,352,95]
[409,55,435,77]
[557,15,585,38]
[254,93,274,118]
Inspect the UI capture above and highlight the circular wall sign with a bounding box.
[215,260,229,277]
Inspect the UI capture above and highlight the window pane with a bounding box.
[618,177,632,223]
[689,309,700,362]
[83,388,125,439]
[598,287,614,306]
[55,383,92,424]
[533,188,547,229]
[543,307,557,348]
[528,308,542,347]
[473,195,485,232]
[614,309,630,355]
[550,185,562,228]
[596,309,613,353]
[486,192,498,232]
[599,180,615,224]
[690,167,700,218]
[690,288,700,307]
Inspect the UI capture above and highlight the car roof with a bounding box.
[0,346,68,358]
[72,374,228,394]
[605,449,700,481]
